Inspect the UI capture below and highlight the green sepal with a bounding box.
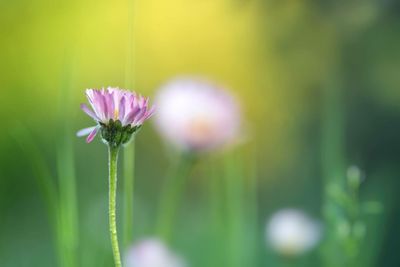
[100,119,141,148]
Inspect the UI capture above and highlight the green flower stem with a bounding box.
[123,139,135,249]
[109,145,122,267]
[157,154,195,242]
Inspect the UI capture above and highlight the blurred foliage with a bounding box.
[0,0,400,266]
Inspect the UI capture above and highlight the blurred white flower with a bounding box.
[154,77,241,152]
[266,209,321,256]
[125,238,186,267]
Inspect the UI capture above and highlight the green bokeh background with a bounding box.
[1,0,400,266]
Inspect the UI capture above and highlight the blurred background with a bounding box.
[1,0,400,266]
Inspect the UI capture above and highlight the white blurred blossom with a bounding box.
[154,77,241,152]
[266,209,321,256]
[125,239,186,267]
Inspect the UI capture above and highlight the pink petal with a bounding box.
[86,90,103,120]
[143,105,156,120]
[119,96,126,121]
[133,95,139,108]
[143,97,149,108]
[133,107,146,125]
[138,96,146,108]
[124,106,140,125]
[90,90,106,121]
[80,104,99,121]
[86,126,99,143]
[76,126,97,137]
[100,93,109,120]
[105,92,115,119]
[137,105,156,124]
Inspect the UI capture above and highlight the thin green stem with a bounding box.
[109,146,122,267]
[157,154,194,242]
[123,139,135,249]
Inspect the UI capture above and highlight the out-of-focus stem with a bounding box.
[207,158,225,266]
[321,72,346,188]
[246,147,259,267]
[12,125,58,226]
[321,61,347,266]
[157,154,194,242]
[123,139,135,248]
[223,151,243,267]
[123,0,136,249]
[125,0,135,89]
[57,56,79,267]
[109,146,122,267]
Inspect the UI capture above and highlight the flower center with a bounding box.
[187,117,216,146]
[114,109,119,120]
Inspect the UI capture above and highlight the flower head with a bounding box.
[266,209,321,256]
[77,87,155,146]
[125,238,186,267]
[154,78,241,152]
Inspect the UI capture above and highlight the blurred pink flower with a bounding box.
[154,78,241,152]
[125,239,186,267]
[77,87,155,143]
[266,209,321,256]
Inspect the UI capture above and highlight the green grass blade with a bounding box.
[11,125,59,225]
[123,0,137,250]
[56,55,79,267]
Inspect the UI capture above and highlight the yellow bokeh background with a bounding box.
[2,0,340,172]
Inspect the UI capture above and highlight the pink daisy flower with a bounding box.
[266,209,321,256]
[125,238,186,267]
[154,78,241,152]
[77,87,155,145]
